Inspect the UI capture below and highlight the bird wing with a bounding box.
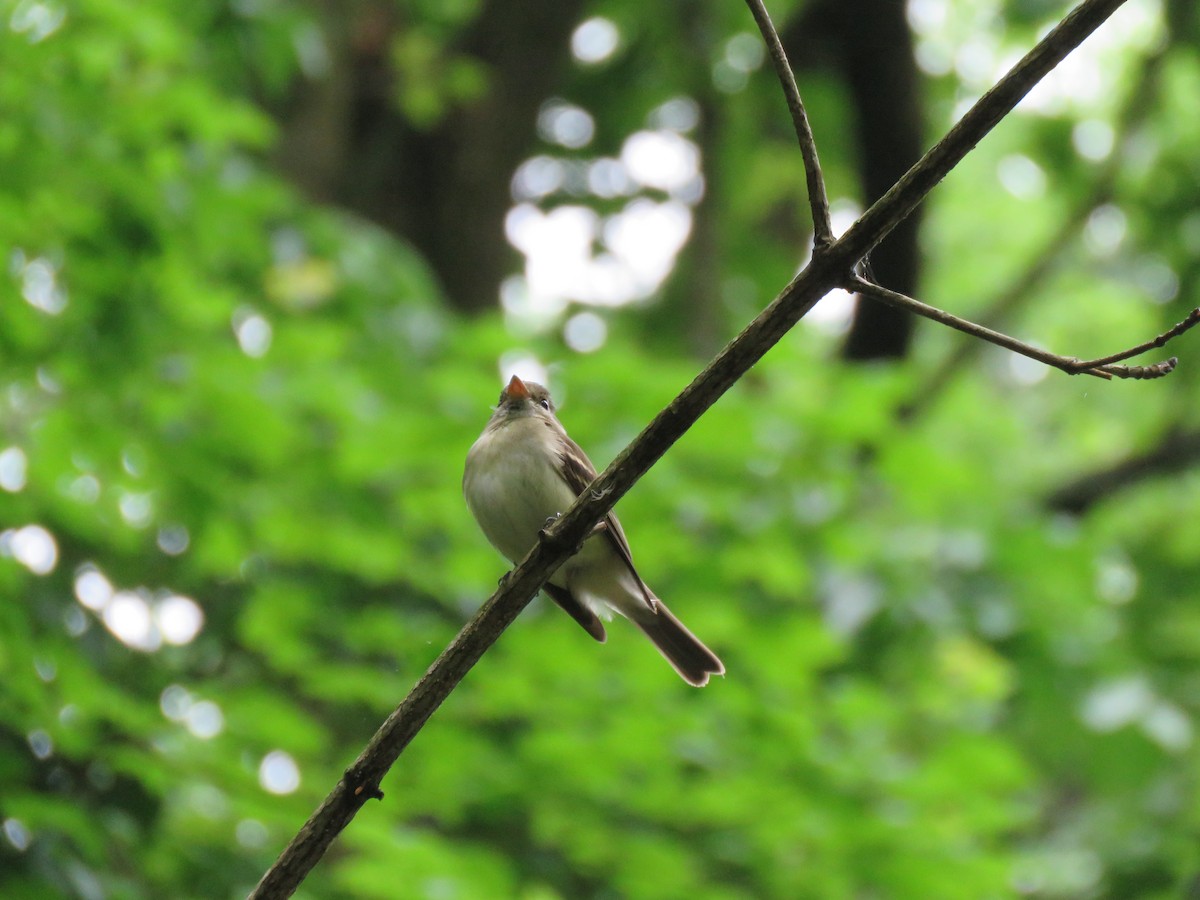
[555,433,656,607]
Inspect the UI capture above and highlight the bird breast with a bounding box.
[464,416,578,565]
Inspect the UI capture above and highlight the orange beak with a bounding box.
[505,374,530,400]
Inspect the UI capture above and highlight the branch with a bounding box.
[836,0,1131,266]
[247,548,555,898]
[895,201,1095,419]
[251,1,1135,895]
[850,277,1192,381]
[744,0,833,246]
[1047,427,1200,514]
[1065,307,1200,370]
[897,36,1172,420]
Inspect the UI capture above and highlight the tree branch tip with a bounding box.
[1151,309,1200,348]
[1102,356,1178,380]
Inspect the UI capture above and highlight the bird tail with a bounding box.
[632,599,725,687]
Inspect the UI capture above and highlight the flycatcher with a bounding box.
[463,375,724,686]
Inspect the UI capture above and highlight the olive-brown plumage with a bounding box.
[463,376,724,686]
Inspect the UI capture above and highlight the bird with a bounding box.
[463,374,724,686]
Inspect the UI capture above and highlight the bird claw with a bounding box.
[538,513,605,555]
[538,513,562,542]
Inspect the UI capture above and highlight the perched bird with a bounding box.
[463,375,724,686]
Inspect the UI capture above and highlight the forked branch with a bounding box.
[1065,306,1200,372]
[898,36,1173,418]
[850,276,1197,381]
[250,1,1138,897]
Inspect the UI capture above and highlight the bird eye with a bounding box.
[538,398,551,410]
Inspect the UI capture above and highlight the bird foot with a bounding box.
[538,513,605,555]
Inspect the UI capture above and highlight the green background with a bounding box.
[4,0,1200,897]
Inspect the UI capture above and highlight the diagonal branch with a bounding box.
[836,0,1131,266]
[744,0,833,246]
[250,1,1135,896]
[898,35,1172,420]
[1047,427,1200,514]
[850,276,1192,381]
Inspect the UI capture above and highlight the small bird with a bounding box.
[463,375,725,686]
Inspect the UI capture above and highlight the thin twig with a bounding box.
[898,37,1171,420]
[1097,358,1177,379]
[250,1,1134,896]
[896,200,1098,418]
[849,277,1110,379]
[1066,308,1200,369]
[743,0,833,247]
[850,277,1189,381]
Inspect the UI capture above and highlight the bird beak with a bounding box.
[505,375,530,400]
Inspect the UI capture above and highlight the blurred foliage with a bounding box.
[3,0,1200,898]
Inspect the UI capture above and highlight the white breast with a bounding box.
[464,416,579,566]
